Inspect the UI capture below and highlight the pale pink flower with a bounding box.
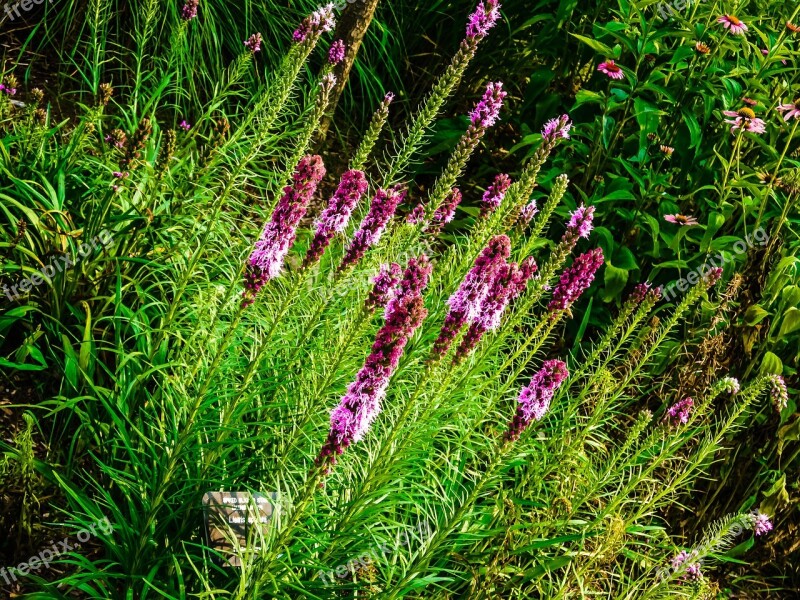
[777,101,800,121]
[723,108,766,134]
[663,214,699,226]
[717,14,748,35]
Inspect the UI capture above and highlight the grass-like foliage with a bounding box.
[0,0,796,598]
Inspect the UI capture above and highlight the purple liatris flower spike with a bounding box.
[304,169,368,267]
[541,114,572,144]
[406,203,425,224]
[752,512,773,536]
[366,263,402,312]
[480,173,512,218]
[519,200,538,225]
[317,256,431,472]
[243,155,326,306]
[767,374,788,411]
[469,82,506,129]
[671,550,702,581]
[665,397,693,425]
[506,359,569,441]
[293,3,336,43]
[466,0,501,39]
[328,39,346,65]
[181,0,198,20]
[431,235,510,360]
[547,247,604,313]
[340,186,406,270]
[565,204,595,240]
[454,257,537,361]
[627,282,654,306]
[426,188,463,234]
[244,33,263,53]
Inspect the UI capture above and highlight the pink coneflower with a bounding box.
[181,0,198,21]
[663,214,699,226]
[480,174,512,218]
[431,235,510,360]
[505,359,569,441]
[717,14,748,35]
[671,550,702,581]
[541,114,572,143]
[340,186,406,270]
[660,144,674,157]
[752,512,773,536]
[665,397,693,425]
[777,101,800,122]
[597,60,624,80]
[365,263,402,312]
[469,81,506,129]
[304,170,368,267]
[426,187,463,235]
[454,256,537,361]
[328,39,346,65]
[723,107,767,134]
[788,21,800,34]
[244,33,263,53]
[547,248,604,313]
[317,256,431,472]
[243,155,326,306]
[179,120,191,131]
[695,41,711,54]
[293,3,336,44]
[466,0,501,39]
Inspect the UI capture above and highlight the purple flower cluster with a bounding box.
[426,188,463,234]
[179,119,191,131]
[366,263,402,312]
[480,174,512,218]
[519,200,538,225]
[469,82,506,129]
[505,359,569,441]
[406,203,425,224]
[670,550,702,581]
[627,282,658,306]
[181,0,199,20]
[328,39,346,65]
[317,256,431,471]
[293,3,336,43]
[547,248,604,313]
[466,0,501,39]
[565,204,595,240]
[304,169,368,267]
[753,512,773,536]
[340,186,406,270]
[243,155,326,306]
[541,114,572,144]
[244,33,263,53]
[431,236,510,360]
[665,397,694,426]
[0,83,16,96]
[767,374,788,411]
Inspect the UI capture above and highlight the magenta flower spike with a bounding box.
[243,155,326,306]
[426,187,463,235]
[431,235,510,360]
[328,39,346,65]
[541,114,572,143]
[466,0,501,39]
[340,186,406,271]
[317,256,431,472]
[469,81,506,129]
[304,169,368,267]
[181,0,199,21]
[480,174,512,218]
[406,203,425,224]
[665,397,694,425]
[753,512,773,536]
[366,263,403,312]
[293,3,336,44]
[505,359,569,441]
[671,550,702,581]
[547,247,604,314]
[244,33,263,53]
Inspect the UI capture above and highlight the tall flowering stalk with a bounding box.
[424,82,507,220]
[365,263,403,312]
[243,155,326,306]
[350,93,394,171]
[505,360,569,441]
[547,248,605,315]
[384,0,502,185]
[317,256,432,471]
[430,235,510,360]
[304,169,368,267]
[454,256,537,362]
[425,187,463,235]
[480,174,512,218]
[339,186,406,271]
